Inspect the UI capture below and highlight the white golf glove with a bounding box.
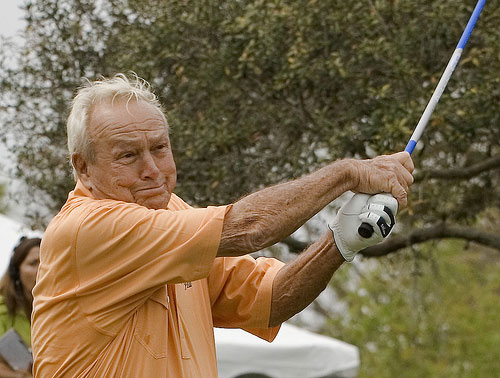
[330,193,398,262]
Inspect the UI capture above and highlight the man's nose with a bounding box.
[140,151,160,180]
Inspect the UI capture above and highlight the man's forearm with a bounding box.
[268,232,344,327]
[217,152,414,257]
[217,160,356,256]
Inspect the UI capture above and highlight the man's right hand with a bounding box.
[348,151,414,208]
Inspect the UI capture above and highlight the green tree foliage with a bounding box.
[324,241,500,377]
[0,0,498,253]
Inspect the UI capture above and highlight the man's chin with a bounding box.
[137,195,171,210]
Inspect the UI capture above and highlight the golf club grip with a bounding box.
[358,222,374,238]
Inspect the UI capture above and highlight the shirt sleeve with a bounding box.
[73,200,228,333]
[208,255,285,342]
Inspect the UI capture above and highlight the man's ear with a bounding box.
[72,153,92,189]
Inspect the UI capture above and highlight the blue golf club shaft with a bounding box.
[405,0,486,155]
[358,0,486,239]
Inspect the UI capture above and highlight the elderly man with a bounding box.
[31,74,413,377]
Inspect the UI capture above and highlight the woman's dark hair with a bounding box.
[0,236,41,320]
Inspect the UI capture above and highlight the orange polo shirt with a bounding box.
[31,181,283,377]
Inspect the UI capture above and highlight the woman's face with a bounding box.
[19,246,40,300]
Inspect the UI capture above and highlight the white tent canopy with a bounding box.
[215,323,359,378]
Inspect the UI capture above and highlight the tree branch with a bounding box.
[360,223,500,257]
[415,155,500,181]
[282,236,308,254]
[281,223,500,257]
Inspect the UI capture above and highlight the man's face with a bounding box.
[77,99,177,210]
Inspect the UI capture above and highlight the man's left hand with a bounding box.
[330,193,398,262]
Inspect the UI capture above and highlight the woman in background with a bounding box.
[0,237,40,378]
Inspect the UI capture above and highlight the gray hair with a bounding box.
[67,73,165,178]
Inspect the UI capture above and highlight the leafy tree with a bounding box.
[0,0,498,254]
[322,240,500,377]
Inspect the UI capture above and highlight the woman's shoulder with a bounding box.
[0,295,13,334]
[0,295,8,316]
[0,295,31,345]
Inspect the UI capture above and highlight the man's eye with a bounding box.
[154,145,167,152]
[121,152,135,159]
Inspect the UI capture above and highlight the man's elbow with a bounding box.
[218,221,271,257]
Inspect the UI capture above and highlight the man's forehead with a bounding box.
[88,99,168,138]
[108,128,169,145]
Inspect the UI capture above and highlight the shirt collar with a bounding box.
[73,180,95,199]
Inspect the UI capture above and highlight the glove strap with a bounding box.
[328,224,355,263]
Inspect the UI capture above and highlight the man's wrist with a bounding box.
[327,223,354,263]
[335,159,360,193]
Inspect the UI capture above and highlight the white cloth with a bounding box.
[215,322,359,378]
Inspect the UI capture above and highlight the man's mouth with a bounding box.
[135,184,166,196]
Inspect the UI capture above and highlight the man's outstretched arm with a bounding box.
[218,152,414,257]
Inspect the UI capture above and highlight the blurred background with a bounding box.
[0,1,499,377]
